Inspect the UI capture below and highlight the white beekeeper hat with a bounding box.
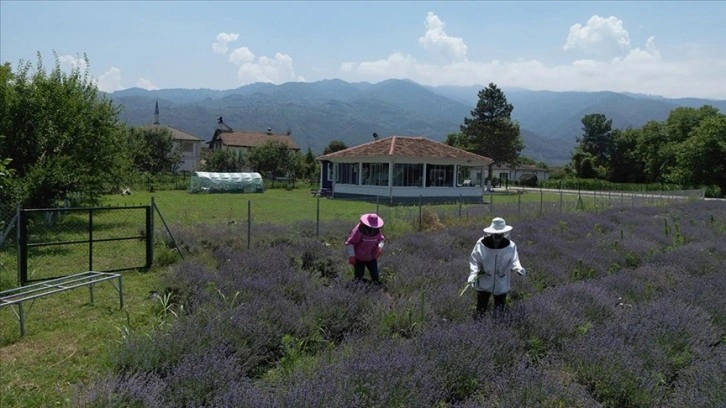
[483,217,512,234]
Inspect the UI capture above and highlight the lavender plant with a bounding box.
[73,200,726,407]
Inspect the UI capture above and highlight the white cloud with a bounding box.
[229,47,255,65]
[58,54,88,73]
[136,78,159,90]
[212,32,240,54]
[57,54,125,92]
[563,15,631,59]
[96,67,123,92]
[214,33,303,85]
[354,52,419,78]
[617,36,661,63]
[235,52,304,85]
[418,12,468,62]
[337,12,726,99]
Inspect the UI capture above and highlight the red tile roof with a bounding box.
[214,130,300,150]
[142,124,203,141]
[317,136,493,165]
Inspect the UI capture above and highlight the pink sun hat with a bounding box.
[360,213,384,228]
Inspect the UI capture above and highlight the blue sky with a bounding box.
[2,1,725,99]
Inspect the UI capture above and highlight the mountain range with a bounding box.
[107,79,726,166]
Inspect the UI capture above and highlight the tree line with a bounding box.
[0,54,319,208]
[568,108,725,197]
[2,54,723,210]
[446,83,725,197]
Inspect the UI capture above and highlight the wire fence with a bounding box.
[320,186,706,230]
[0,186,705,290]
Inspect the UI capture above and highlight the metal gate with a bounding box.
[17,205,152,285]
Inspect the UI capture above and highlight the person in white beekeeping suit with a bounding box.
[467,217,526,318]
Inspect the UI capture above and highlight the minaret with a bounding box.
[153,99,160,125]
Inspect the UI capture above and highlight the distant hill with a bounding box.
[108,80,725,166]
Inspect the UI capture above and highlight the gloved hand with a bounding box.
[348,256,357,265]
[375,247,382,258]
[514,268,526,276]
[467,275,477,286]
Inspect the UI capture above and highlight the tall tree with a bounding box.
[248,140,294,180]
[634,120,668,183]
[608,128,645,183]
[302,147,318,182]
[323,140,348,155]
[667,113,726,195]
[0,53,127,207]
[577,113,614,167]
[460,83,523,180]
[127,127,181,174]
[637,106,721,183]
[201,149,247,172]
[444,131,471,150]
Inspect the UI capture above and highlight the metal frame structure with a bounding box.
[17,205,152,285]
[0,271,123,336]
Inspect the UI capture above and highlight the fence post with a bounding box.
[316,196,320,239]
[539,188,543,215]
[247,200,251,250]
[419,195,423,231]
[459,194,462,218]
[89,208,94,271]
[17,204,27,285]
[147,199,154,269]
[517,191,522,216]
[376,195,380,215]
[489,191,494,213]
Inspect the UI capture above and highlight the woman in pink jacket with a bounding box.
[345,213,385,284]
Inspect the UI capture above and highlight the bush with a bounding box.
[518,173,538,187]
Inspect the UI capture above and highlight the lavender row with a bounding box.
[73,200,726,407]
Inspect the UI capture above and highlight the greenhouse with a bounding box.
[188,171,265,193]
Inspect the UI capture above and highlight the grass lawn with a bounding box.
[0,270,162,407]
[101,186,580,226]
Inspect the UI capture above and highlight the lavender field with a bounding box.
[75,200,726,407]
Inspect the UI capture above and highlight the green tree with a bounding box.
[667,113,726,196]
[634,120,668,183]
[0,156,14,201]
[127,127,181,174]
[459,83,524,180]
[608,128,644,183]
[665,105,721,142]
[302,147,318,183]
[577,113,614,168]
[444,131,471,150]
[0,53,127,207]
[248,140,294,180]
[569,148,600,179]
[323,140,348,155]
[202,149,247,172]
[637,106,721,183]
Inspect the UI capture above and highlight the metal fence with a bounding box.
[225,186,707,248]
[1,205,152,287]
[0,186,704,289]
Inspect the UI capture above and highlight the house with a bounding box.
[491,163,550,184]
[143,101,203,172]
[316,135,494,204]
[207,117,300,153]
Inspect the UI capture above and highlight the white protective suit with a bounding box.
[468,234,525,295]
